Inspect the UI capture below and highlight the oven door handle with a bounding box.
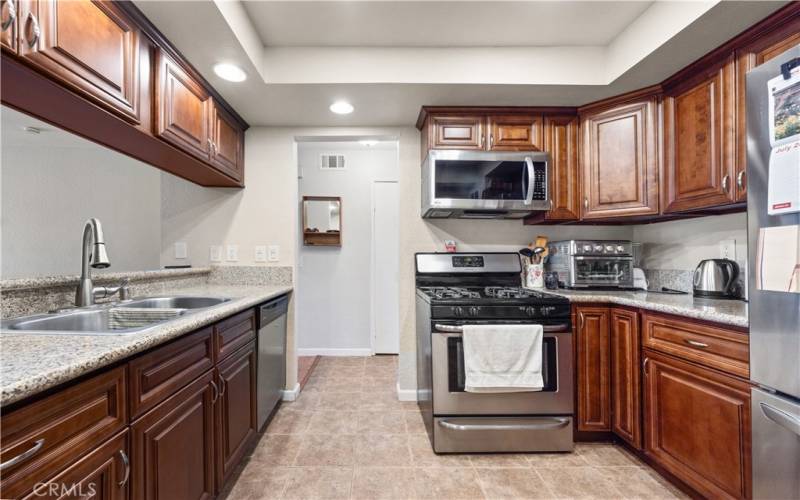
[438,418,571,432]
[434,323,569,333]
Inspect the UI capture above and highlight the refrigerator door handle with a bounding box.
[760,402,800,436]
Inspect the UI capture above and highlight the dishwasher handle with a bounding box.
[259,295,289,326]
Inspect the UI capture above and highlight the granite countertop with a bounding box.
[540,289,749,328]
[0,284,292,406]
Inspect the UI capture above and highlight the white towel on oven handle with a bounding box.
[461,324,544,393]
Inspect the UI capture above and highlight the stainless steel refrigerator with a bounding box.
[746,45,800,500]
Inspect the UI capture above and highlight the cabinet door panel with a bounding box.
[610,308,641,449]
[644,350,750,499]
[131,372,215,500]
[487,115,543,151]
[22,431,129,500]
[576,306,611,431]
[18,0,140,122]
[1,0,18,53]
[215,342,257,489]
[210,102,244,181]
[664,58,736,212]
[155,49,211,161]
[544,115,580,220]
[580,98,659,218]
[430,115,484,150]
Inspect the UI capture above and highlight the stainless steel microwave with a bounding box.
[421,150,551,219]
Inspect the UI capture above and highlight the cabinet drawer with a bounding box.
[0,366,127,499]
[129,326,215,419]
[642,313,748,378]
[215,309,256,362]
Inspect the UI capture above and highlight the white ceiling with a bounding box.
[133,0,789,127]
[242,1,653,47]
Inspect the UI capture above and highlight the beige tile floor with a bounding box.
[220,356,686,500]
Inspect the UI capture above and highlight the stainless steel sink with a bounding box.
[1,295,231,335]
[120,296,230,310]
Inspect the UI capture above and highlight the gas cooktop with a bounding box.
[418,286,568,304]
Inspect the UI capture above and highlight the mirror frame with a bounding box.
[302,196,342,246]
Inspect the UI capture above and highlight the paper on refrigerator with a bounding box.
[767,69,800,215]
[756,225,800,293]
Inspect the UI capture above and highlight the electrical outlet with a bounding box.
[268,245,280,262]
[209,245,222,262]
[254,245,267,263]
[226,245,239,262]
[720,239,736,260]
[174,242,187,259]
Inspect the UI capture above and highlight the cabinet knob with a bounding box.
[1,0,16,32]
[24,11,39,48]
[737,170,746,191]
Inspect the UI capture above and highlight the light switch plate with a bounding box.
[254,245,267,263]
[268,245,280,262]
[720,239,736,260]
[226,245,239,262]
[174,242,188,259]
[209,245,222,262]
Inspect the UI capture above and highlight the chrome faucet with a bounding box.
[75,218,129,307]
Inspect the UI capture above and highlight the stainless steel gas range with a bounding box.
[415,252,573,453]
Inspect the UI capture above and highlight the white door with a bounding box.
[372,181,400,354]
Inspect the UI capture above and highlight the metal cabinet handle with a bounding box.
[1,0,16,32]
[0,439,44,471]
[218,373,226,396]
[684,339,709,348]
[643,357,650,375]
[25,11,39,48]
[489,134,494,148]
[760,402,800,437]
[478,134,483,149]
[210,380,219,403]
[438,418,570,432]
[117,450,130,488]
[722,174,730,193]
[737,171,746,191]
[583,197,589,209]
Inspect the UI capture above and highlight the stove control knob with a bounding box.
[605,245,614,253]
[616,245,626,253]
[524,306,536,316]
[582,244,592,253]
[453,307,464,317]
[468,307,479,317]
[594,244,603,252]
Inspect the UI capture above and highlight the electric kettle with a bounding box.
[693,259,741,299]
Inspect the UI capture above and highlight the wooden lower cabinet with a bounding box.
[215,341,257,488]
[643,349,751,499]
[575,306,611,431]
[23,430,130,499]
[610,308,642,449]
[131,371,216,500]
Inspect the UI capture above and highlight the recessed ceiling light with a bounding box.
[213,63,246,82]
[329,101,354,115]
[359,140,378,147]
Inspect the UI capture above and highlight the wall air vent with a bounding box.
[320,154,345,170]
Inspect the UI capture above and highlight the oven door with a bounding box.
[431,322,573,416]
[569,256,633,287]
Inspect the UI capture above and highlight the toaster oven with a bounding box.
[546,240,634,288]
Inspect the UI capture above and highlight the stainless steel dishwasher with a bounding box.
[257,295,289,430]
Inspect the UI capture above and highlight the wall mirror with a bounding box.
[303,196,342,246]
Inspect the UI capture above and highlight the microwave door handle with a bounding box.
[524,157,534,205]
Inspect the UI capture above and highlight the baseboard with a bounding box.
[282,382,301,401]
[396,382,418,402]
[297,348,373,357]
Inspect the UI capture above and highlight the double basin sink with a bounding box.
[1,296,231,335]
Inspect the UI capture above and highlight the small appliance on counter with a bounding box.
[546,240,634,289]
[692,258,742,299]
[632,268,648,290]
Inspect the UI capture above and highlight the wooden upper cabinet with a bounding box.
[1,0,18,53]
[155,49,212,162]
[487,114,543,151]
[663,56,737,213]
[644,350,751,500]
[15,0,141,123]
[610,308,642,450]
[428,115,485,150]
[543,115,580,221]
[580,96,660,219]
[575,306,611,432]
[210,101,245,182]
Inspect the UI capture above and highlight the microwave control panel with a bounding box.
[531,162,547,200]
